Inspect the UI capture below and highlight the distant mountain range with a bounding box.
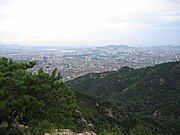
[97,45,180,50]
[97,45,132,49]
[0,44,180,49]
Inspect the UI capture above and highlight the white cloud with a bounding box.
[0,0,179,46]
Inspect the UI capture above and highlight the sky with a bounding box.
[0,0,180,47]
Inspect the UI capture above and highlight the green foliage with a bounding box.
[99,129,124,135]
[0,127,23,135]
[1,57,179,135]
[129,125,160,135]
[69,61,180,134]
[74,91,169,135]
[69,61,180,116]
[0,57,79,134]
[29,120,57,135]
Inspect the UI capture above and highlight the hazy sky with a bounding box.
[0,0,180,47]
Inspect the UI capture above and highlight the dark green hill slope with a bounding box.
[75,91,179,135]
[1,57,175,134]
[69,62,180,116]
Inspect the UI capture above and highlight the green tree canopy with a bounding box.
[0,57,78,133]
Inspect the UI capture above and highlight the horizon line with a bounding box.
[0,44,180,48]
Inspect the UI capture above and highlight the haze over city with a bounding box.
[0,0,180,47]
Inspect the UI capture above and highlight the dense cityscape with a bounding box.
[0,45,180,80]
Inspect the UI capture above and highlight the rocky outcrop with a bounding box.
[153,110,161,117]
[44,129,96,135]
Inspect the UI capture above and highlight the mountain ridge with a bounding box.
[68,61,180,116]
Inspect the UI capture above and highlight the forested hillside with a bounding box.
[69,62,180,116]
[0,57,179,134]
